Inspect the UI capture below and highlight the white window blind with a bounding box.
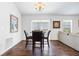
[31,20,50,31]
[63,20,72,33]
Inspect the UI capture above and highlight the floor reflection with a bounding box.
[2,40,79,56]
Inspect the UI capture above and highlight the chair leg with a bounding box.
[25,39,28,48]
[43,39,44,50]
[47,38,50,47]
[32,41,35,53]
[40,41,42,53]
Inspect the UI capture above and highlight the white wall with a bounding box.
[0,3,22,55]
[22,14,79,40]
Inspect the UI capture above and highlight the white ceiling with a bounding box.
[15,2,79,15]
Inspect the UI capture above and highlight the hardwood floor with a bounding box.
[2,40,79,56]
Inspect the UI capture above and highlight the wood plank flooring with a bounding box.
[2,40,79,56]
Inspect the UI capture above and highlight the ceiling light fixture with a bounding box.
[35,2,45,11]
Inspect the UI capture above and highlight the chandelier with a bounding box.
[35,2,45,11]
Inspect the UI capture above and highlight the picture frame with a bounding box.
[10,15,18,33]
[53,21,60,28]
[78,20,79,27]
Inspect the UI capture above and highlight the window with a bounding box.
[31,20,50,31]
[63,20,72,33]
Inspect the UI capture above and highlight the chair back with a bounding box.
[47,30,51,39]
[32,31,43,41]
[24,30,28,39]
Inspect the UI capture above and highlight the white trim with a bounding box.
[0,39,22,55]
[31,20,50,22]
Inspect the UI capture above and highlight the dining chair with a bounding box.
[24,30,32,48]
[43,30,51,47]
[32,31,44,52]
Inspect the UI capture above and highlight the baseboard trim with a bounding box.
[0,40,22,55]
[58,40,79,52]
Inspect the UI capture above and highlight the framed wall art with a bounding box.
[78,20,79,27]
[10,15,18,33]
[53,21,60,28]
